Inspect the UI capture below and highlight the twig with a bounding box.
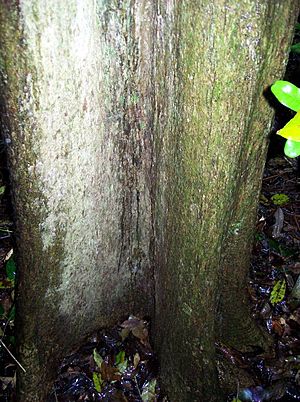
[0,339,26,372]
[263,173,281,181]
[294,214,300,233]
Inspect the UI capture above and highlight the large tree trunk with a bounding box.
[154,1,299,401]
[0,0,299,401]
[0,1,156,400]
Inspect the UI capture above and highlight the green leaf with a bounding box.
[271,80,300,112]
[9,336,15,346]
[141,379,157,402]
[291,43,300,54]
[271,193,289,206]
[93,348,103,368]
[115,350,127,373]
[268,238,295,257]
[255,233,264,241]
[5,258,16,280]
[295,23,300,31]
[284,139,300,158]
[92,372,102,392]
[117,359,127,374]
[270,279,286,305]
[232,399,242,402]
[0,186,5,195]
[115,350,125,365]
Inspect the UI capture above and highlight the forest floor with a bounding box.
[224,155,300,402]
[0,153,300,401]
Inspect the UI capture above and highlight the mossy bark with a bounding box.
[216,2,299,353]
[0,1,156,400]
[154,1,299,401]
[0,0,299,401]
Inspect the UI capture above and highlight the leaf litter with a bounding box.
[222,155,300,402]
[47,315,168,402]
[0,151,16,402]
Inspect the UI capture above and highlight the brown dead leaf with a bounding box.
[101,360,121,382]
[120,316,149,345]
[272,319,284,336]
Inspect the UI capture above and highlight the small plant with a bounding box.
[271,193,289,206]
[271,80,300,158]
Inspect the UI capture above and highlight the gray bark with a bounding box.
[0,1,156,399]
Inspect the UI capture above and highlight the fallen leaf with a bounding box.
[133,353,140,368]
[120,316,149,345]
[272,208,284,238]
[141,379,157,402]
[93,349,103,369]
[92,371,102,392]
[270,279,286,305]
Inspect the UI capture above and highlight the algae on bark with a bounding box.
[154,1,299,401]
[0,1,156,400]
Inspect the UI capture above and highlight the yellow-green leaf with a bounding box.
[133,353,140,368]
[270,279,286,305]
[271,193,289,206]
[92,372,103,392]
[232,399,242,402]
[277,110,300,141]
[93,349,103,368]
[0,280,14,289]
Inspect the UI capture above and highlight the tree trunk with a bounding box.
[154,1,299,401]
[217,3,300,353]
[0,1,156,400]
[0,0,299,401]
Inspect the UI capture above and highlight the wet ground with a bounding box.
[223,155,300,402]
[0,146,16,402]
[48,316,167,402]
